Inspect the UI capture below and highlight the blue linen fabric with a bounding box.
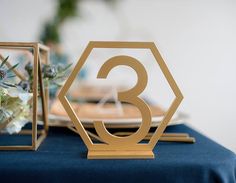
[0,124,235,183]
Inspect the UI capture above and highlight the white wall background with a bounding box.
[0,0,236,152]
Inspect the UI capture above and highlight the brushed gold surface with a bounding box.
[58,41,183,159]
[0,42,49,150]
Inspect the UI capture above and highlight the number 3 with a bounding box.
[94,55,152,146]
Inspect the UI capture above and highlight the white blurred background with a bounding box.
[0,0,235,152]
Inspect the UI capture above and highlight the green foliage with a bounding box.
[0,56,71,133]
[40,22,60,44]
[40,0,79,44]
[0,56,17,88]
[40,0,117,44]
[0,56,9,68]
[42,63,72,87]
[57,0,78,22]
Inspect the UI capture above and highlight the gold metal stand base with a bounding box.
[0,129,47,151]
[88,150,155,159]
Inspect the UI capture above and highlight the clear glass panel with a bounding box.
[0,46,46,147]
[50,47,175,143]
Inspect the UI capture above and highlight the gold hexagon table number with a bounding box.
[58,41,183,159]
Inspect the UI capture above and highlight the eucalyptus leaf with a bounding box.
[0,56,9,68]
[6,63,19,73]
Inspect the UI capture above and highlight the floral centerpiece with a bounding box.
[0,56,71,134]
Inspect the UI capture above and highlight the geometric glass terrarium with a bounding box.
[0,42,49,150]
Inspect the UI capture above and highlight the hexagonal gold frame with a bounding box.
[58,41,183,159]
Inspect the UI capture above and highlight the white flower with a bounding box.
[0,88,8,95]
[5,118,28,134]
[0,108,13,123]
[1,87,32,133]
[7,87,33,104]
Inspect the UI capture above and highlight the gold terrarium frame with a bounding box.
[0,42,49,150]
[58,41,183,159]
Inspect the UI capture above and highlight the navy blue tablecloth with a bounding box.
[0,124,235,183]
